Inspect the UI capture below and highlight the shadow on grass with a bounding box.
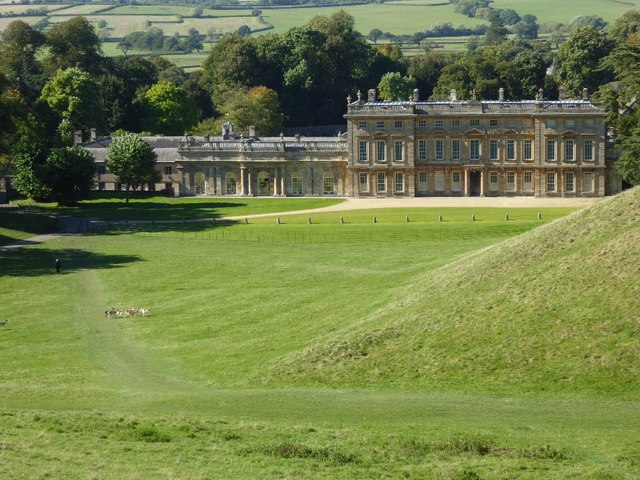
[91,218,241,236]
[22,200,249,222]
[0,247,142,278]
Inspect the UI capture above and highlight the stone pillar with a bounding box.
[464,169,469,196]
[480,171,485,196]
[240,167,245,196]
[273,171,278,196]
[280,171,285,197]
[247,170,253,196]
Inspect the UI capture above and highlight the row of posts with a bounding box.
[261,213,544,224]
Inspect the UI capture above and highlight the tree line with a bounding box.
[2,9,640,205]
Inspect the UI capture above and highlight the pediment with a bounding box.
[561,129,578,137]
[464,128,484,135]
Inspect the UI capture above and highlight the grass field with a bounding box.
[1,189,639,478]
[0,209,59,245]
[260,3,485,35]
[491,0,640,24]
[13,195,346,221]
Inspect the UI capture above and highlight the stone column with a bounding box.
[273,170,278,196]
[464,169,469,196]
[247,170,253,196]
[240,166,245,196]
[480,171,485,196]
[280,170,285,197]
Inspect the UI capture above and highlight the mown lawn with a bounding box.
[1,203,638,478]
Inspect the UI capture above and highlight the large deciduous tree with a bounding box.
[216,86,283,135]
[44,16,104,74]
[555,26,614,97]
[200,33,261,105]
[377,72,416,101]
[138,81,199,135]
[39,67,105,144]
[614,108,640,186]
[0,20,46,102]
[106,133,159,202]
[44,146,96,206]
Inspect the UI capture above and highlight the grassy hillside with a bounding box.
[1,199,639,478]
[268,187,640,397]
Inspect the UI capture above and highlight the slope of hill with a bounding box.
[266,187,640,397]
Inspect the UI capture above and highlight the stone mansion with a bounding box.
[84,88,622,198]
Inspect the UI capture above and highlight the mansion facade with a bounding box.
[84,88,622,198]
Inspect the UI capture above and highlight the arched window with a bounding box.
[323,172,334,195]
[226,172,237,195]
[195,172,206,195]
[291,172,303,195]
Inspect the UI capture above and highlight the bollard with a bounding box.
[405,215,409,223]
[277,217,280,224]
[244,217,248,224]
[340,216,344,224]
[472,214,476,222]
[439,215,443,222]
[537,212,542,220]
[307,217,312,224]
[373,216,377,223]
[504,213,509,221]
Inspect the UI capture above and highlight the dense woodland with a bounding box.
[2,9,640,202]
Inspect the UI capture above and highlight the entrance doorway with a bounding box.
[469,171,481,196]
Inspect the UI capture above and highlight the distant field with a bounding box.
[260,3,485,35]
[491,0,640,24]
[0,4,67,14]
[47,14,178,36]
[0,16,44,29]
[107,5,256,17]
[155,16,264,36]
[49,3,114,15]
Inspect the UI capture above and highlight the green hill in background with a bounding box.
[268,187,640,397]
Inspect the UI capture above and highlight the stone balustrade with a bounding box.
[178,139,348,152]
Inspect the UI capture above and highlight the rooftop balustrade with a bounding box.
[178,139,348,152]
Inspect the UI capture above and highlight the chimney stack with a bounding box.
[248,126,256,137]
[368,89,376,102]
[558,86,566,100]
[412,89,419,101]
[73,131,82,146]
[582,88,589,100]
[90,128,97,142]
[498,87,504,102]
[450,89,457,102]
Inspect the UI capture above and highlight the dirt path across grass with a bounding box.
[225,196,601,221]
